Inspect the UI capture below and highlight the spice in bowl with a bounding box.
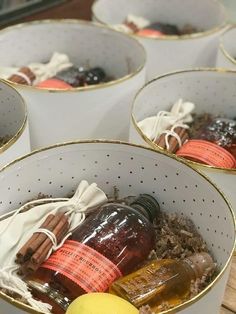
[138,99,236,168]
[113,14,198,38]
[1,52,109,90]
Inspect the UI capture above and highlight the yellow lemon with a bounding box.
[66,293,139,314]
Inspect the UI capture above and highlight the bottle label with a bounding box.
[176,139,236,168]
[41,240,122,292]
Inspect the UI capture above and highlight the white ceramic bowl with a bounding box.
[216,25,236,69]
[0,140,235,314]
[92,0,227,80]
[130,68,236,214]
[0,79,30,168]
[0,20,146,149]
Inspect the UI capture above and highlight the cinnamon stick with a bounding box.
[18,215,69,275]
[124,21,139,33]
[30,224,68,270]
[22,219,69,274]
[26,212,65,257]
[8,67,35,85]
[17,260,34,276]
[168,127,189,153]
[31,215,68,264]
[154,126,189,153]
[155,132,167,149]
[171,131,189,153]
[16,214,54,264]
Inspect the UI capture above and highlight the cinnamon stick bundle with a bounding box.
[16,212,69,275]
[124,21,140,33]
[8,67,35,85]
[154,126,189,153]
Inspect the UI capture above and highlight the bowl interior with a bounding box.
[0,141,234,272]
[0,21,145,80]
[133,70,236,122]
[220,0,236,22]
[93,0,226,32]
[0,81,25,139]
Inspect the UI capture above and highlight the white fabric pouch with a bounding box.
[0,180,107,313]
[138,99,195,141]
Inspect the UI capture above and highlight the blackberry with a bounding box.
[84,67,106,85]
[147,23,180,35]
[55,66,85,87]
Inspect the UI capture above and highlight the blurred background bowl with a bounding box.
[130,68,236,214]
[0,79,30,168]
[93,0,227,80]
[0,20,146,149]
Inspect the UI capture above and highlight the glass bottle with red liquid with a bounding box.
[26,194,159,314]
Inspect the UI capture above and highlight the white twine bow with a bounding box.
[152,111,173,142]
[0,52,72,85]
[112,14,150,34]
[0,197,68,238]
[33,182,103,260]
[138,99,195,141]
[126,14,150,29]
[29,52,73,85]
[12,71,32,85]
[161,123,189,150]
[0,180,107,313]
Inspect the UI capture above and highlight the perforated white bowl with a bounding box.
[92,0,227,80]
[130,68,236,214]
[0,79,30,168]
[0,140,235,314]
[216,25,236,69]
[0,20,146,149]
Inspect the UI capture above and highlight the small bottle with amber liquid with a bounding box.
[26,194,159,314]
[110,252,215,311]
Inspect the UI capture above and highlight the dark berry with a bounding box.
[85,67,106,85]
[147,23,180,35]
[54,66,85,87]
[195,118,236,148]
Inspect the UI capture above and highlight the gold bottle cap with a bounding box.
[130,194,160,222]
[185,252,215,278]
